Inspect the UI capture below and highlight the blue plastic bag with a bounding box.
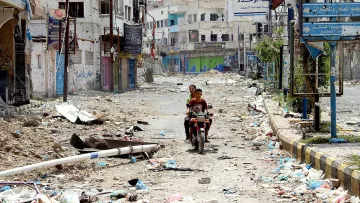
[136,180,150,190]
[165,160,177,168]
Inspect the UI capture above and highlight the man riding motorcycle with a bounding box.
[187,88,212,143]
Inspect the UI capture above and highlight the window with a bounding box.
[188,15,192,23]
[161,20,164,27]
[116,0,124,16]
[59,2,84,18]
[193,14,197,22]
[231,34,234,41]
[171,38,176,46]
[37,55,41,69]
[221,34,230,41]
[150,21,153,28]
[125,6,128,20]
[127,6,131,21]
[100,1,110,14]
[200,13,205,21]
[222,14,225,21]
[161,10,163,14]
[157,21,160,28]
[201,35,205,42]
[210,34,217,41]
[164,19,168,27]
[170,20,175,26]
[264,24,269,33]
[210,14,218,21]
[164,38,167,45]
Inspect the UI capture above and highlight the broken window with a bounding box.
[210,34,217,42]
[221,34,230,41]
[59,2,84,18]
[100,1,110,15]
[193,14,197,22]
[210,14,218,21]
[200,13,205,21]
[201,35,205,42]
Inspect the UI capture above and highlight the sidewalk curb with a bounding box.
[264,98,360,196]
[0,102,43,117]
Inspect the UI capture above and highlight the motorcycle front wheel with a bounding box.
[197,130,205,154]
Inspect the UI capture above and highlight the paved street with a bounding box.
[0,73,283,202]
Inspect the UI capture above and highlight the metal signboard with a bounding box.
[47,9,66,51]
[124,24,143,55]
[302,22,360,41]
[302,3,360,18]
[233,0,269,16]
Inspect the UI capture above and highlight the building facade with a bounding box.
[142,0,268,74]
[0,0,45,105]
[28,0,143,98]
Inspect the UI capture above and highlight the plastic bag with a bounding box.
[166,193,182,203]
[58,190,80,203]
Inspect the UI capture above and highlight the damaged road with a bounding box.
[1,73,351,202]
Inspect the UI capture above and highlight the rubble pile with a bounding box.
[0,117,60,171]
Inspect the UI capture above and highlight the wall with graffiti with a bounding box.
[187,56,225,73]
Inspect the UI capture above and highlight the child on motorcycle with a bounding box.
[184,84,197,141]
[187,89,212,143]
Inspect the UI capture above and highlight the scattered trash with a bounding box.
[58,190,80,203]
[130,157,137,163]
[217,156,237,160]
[97,162,107,167]
[198,177,211,184]
[0,186,10,192]
[166,193,182,203]
[329,138,347,143]
[125,126,144,135]
[222,188,236,195]
[164,160,177,168]
[11,130,21,138]
[55,102,103,124]
[137,120,149,125]
[135,180,150,191]
[252,141,263,146]
[160,131,166,136]
[0,187,37,202]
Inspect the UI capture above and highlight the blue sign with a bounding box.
[302,22,360,41]
[303,3,360,18]
[169,25,179,33]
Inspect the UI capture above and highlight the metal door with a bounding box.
[128,59,135,89]
[101,57,111,91]
[0,70,7,102]
[56,52,65,95]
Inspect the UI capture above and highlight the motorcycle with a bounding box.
[186,104,213,154]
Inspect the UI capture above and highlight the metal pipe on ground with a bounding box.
[0,144,159,177]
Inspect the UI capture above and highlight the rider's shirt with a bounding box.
[188,98,208,113]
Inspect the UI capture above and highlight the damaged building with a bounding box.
[0,0,44,106]
[28,0,144,98]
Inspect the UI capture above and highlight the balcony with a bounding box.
[169,25,179,33]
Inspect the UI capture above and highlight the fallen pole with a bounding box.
[0,144,159,177]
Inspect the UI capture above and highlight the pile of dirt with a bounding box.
[0,117,61,171]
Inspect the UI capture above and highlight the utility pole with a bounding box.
[237,25,241,74]
[63,0,70,102]
[109,0,114,92]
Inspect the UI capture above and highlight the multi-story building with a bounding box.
[142,0,269,74]
[28,0,143,98]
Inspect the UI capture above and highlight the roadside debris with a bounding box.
[198,177,211,184]
[55,102,105,124]
[137,120,149,125]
